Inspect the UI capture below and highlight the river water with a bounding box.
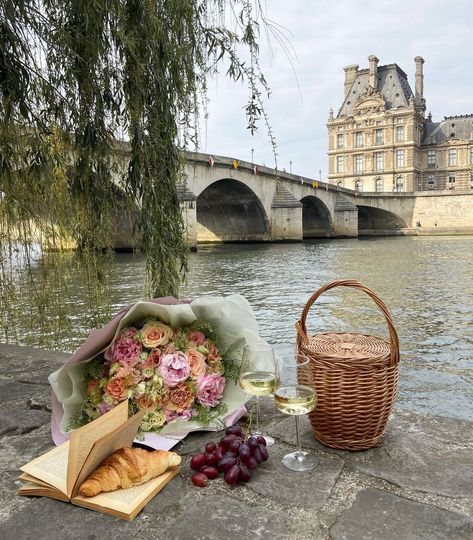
[4,236,473,420]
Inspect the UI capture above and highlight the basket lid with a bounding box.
[303,332,391,364]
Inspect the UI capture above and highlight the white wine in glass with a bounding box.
[239,343,276,446]
[274,354,318,471]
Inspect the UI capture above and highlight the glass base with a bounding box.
[282,451,318,471]
[253,431,275,447]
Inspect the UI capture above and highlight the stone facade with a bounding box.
[328,56,473,193]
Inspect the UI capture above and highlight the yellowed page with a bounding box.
[67,400,129,496]
[20,442,69,495]
[18,482,70,502]
[71,409,145,498]
[19,472,53,487]
[72,467,179,521]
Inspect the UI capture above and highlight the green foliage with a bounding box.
[0,1,272,349]
[194,401,228,429]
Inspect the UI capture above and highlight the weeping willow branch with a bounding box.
[0,0,276,347]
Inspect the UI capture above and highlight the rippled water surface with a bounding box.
[4,236,473,420]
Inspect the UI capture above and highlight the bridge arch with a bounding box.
[196,178,269,242]
[357,205,407,233]
[300,196,333,238]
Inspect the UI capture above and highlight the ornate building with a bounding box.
[327,56,473,192]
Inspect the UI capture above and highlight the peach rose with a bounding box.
[140,321,173,348]
[164,383,195,413]
[206,341,222,364]
[188,348,206,379]
[136,394,158,411]
[105,378,127,401]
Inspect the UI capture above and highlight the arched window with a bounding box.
[354,179,363,192]
[375,178,383,192]
[395,176,404,192]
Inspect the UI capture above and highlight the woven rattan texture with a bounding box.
[296,280,400,451]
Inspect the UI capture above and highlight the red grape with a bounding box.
[238,464,251,482]
[190,453,206,470]
[230,440,241,453]
[258,444,269,462]
[221,434,238,450]
[256,436,267,447]
[226,425,243,437]
[217,455,236,473]
[205,442,217,453]
[253,448,263,464]
[239,444,251,463]
[214,446,223,461]
[247,436,258,449]
[224,464,240,485]
[200,466,219,479]
[246,456,258,469]
[191,473,208,487]
[205,452,219,466]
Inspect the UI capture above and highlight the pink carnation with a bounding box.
[105,327,142,366]
[196,373,225,408]
[164,407,193,423]
[188,330,206,345]
[159,352,190,387]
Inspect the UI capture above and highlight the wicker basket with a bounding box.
[295,279,400,451]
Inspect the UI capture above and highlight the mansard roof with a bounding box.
[337,64,414,118]
[422,114,473,144]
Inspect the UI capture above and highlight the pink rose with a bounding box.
[196,373,225,408]
[164,407,193,422]
[187,348,206,379]
[105,327,142,366]
[159,352,190,387]
[188,331,206,345]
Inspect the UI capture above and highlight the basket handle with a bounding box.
[296,279,399,366]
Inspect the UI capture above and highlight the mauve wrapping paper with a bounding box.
[49,295,264,449]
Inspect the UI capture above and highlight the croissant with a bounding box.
[78,447,181,497]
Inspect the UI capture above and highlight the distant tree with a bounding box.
[0,0,273,346]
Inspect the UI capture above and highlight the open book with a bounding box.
[18,401,180,521]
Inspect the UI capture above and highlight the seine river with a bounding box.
[4,236,473,421]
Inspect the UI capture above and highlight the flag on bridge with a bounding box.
[208,156,214,167]
[232,159,239,169]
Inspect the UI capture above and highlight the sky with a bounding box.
[200,0,473,179]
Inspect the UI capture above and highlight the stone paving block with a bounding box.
[349,410,473,498]
[139,493,320,540]
[246,443,344,511]
[0,404,50,436]
[330,488,473,540]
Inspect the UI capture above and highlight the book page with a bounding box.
[20,442,69,495]
[18,482,70,502]
[72,467,179,521]
[71,409,145,498]
[67,400,129,496]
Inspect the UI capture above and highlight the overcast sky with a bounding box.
[200,0,473,179]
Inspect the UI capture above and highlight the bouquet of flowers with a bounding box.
[73,320,232,433]
[50,295,267,449]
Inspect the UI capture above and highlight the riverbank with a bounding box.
[0,343,472,539]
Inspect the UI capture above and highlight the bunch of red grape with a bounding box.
[190,425,269,487]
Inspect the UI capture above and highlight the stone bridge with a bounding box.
[114,150,473,249]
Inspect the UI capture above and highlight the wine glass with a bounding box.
[274,354,318,471]
[239,342,276,446]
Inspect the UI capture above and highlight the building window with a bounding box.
[427,150,436,167]
[354,154,363,174]
[355,179,362,192]
[428,175,435,190]
[337,156,344,173]
[396,149,405,168]
[396,125,404,142]
[374,152,384,172]
[448,174,456,190]
[448,148,457,166]
[375,178,383,192]
[375,129,383,145]
[395,117,404,124]
[355,131,363,148]
[395,176,404,192]
[337,134,344,149]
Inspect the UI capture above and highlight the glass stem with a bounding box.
[295,415,302,456]
[255,395,260,434]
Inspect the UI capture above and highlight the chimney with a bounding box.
[414,56,424,101]
[368,55,379,90]
[343,64,359,97]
